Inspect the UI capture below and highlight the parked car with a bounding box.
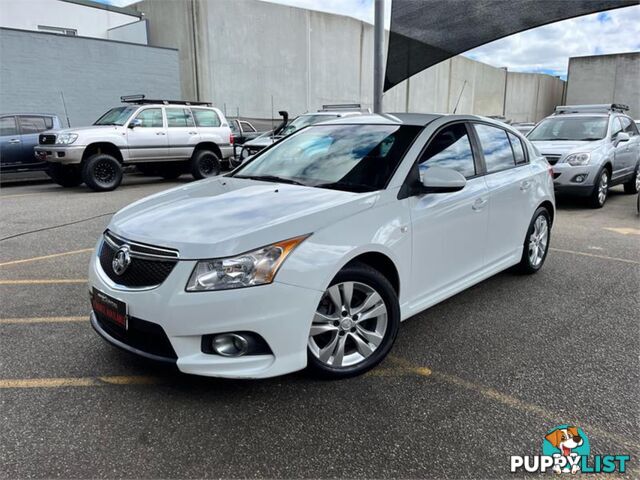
[0,114,62,173]
[89,113,555,379]
[528,104,640,208]
[35,95,233,191]
[236,104,369,166]
[513,122,536,135]
[229,119,262,159]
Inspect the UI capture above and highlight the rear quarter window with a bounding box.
[193,109,221,128]
[508,132,527,165]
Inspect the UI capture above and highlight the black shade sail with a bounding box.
[384,0,636,91]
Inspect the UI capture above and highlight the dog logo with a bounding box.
[112,245,131,276]
[542,425,590,474]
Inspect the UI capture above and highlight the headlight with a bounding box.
[186,235,309,291]
[565,153,590,166]
[56,133,78,145]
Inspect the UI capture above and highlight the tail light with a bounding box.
[230,133,234,145]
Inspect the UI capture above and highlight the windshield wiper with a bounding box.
[234,174,306,186]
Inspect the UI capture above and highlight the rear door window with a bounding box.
[166,108,195,128]
[474,124,516,173]
[0,116,18,136]
[193,109,221,128]
[18,116,49,134]
[507,132,527,165]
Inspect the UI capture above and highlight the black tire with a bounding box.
[307,262,400,379]
[589,168,609,208]
[623,163,639,194]
[81,153,123,192]
[515,207,551,274]
[190,149,221,180]
[46,164,83,188]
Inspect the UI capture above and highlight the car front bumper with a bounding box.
[88,248,323,379]
[551,162,598,195]
[34,145,84,165]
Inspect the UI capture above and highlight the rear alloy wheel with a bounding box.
[589,169,609,208]
[47,163,83,188]
[307,263,399,378]
[190,150,221,180]
[623,164,640,194]
[516,207,551,274]
[82,153,123,192]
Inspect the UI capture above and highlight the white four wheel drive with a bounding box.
[34,95,234,192]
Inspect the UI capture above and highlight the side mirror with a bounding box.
[128,119,142,129]
[420,166,466,193]
[615,132,630,145]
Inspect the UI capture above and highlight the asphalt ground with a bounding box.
[0,175,639,479]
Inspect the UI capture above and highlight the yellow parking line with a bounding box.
[0,193,41,200]
[0,279,86,285]
[0,248,93,267]
[0,376,160,389]
[388,356,640,452]
[0,316,86,325]
[604,227,640,236]
[550,247,639,265]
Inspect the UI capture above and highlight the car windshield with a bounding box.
[94,106,138,126]
[232,124,421,193]
[280,114,340,136]
[527,116,608,141]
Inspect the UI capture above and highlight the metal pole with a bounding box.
[373,0,384,113]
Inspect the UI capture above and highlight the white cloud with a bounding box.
[465,5,640,78]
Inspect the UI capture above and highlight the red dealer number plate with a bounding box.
[91,287,128,330]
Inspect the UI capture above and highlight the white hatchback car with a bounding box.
[89,113,555,379]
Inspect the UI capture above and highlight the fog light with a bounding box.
[212,333,249,357]
[572,174,587,183]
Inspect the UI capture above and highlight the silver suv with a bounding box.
[35,96,233,191]
[528,104,640,208]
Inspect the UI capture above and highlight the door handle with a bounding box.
[520,180,532,191]
[472,197,488,211]
[156,132,166,136]
[8,139,21,144]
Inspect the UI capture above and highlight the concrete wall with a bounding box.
[566,53,640,118]
[0,28,180,126]
[136,0,564,122]
[0,0,143,41]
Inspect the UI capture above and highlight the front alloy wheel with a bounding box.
[307,263,400,378]
[528,214,549,268]
[590,169,609,208]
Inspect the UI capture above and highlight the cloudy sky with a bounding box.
[102,0,640,79]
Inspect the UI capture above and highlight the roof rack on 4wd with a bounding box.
[120,94,212,107]
[319,103,371,113]
[553,104,629,115]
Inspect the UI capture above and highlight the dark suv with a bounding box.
[0,114,62,173]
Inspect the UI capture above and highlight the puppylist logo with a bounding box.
[510,425,631,474]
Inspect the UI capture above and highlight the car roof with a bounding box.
[319,113,443,126]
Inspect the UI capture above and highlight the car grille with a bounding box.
[39,134,56,145]
[99,231,178,289]
[544,155,561,165]
[94,311,178,360]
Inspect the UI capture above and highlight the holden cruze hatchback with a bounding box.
[89,113,555,379]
